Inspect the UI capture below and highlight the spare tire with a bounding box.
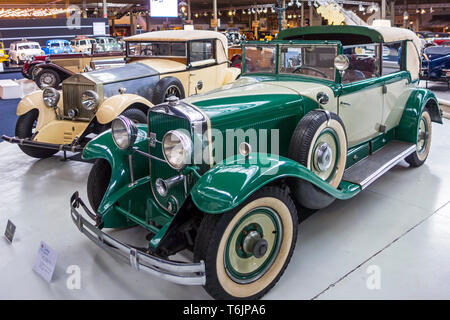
[288,110,347,210]
[152,77,185,105]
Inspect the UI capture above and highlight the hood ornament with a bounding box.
[165,96,179,113]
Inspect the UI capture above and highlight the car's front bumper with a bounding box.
[69,192,206,286]
[1,135,84,153]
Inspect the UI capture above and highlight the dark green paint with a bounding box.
[277,26,384,43]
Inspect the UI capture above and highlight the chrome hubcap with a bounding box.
[314,142,333,172]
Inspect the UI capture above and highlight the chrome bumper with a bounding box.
[1,135,84,153]
[69,192,206,286]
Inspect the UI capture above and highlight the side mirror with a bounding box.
[334,54,349,71]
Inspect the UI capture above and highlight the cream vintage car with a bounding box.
[1,30,240,159]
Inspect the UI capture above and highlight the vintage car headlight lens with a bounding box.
[162,130,193,170]
[42,87,60,107]
[111,116,137,150]
[81,90,100,111]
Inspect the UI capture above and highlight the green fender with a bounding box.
[397,88,442,144]
[82,124,151,227]
[190,153,361,214]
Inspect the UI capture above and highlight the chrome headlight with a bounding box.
[81,90,100,111]
[162,130,193,170]
[42,87,60,107]
[111,116,137,150]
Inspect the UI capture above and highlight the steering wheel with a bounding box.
[293,66,330,79]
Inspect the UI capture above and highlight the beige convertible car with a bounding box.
[2,30,241,159]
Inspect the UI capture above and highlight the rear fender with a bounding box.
[16,90,58,130]
[96,94,153,125]
[222,67,241,85]
[190,154,361,214]
[397,89,442,144]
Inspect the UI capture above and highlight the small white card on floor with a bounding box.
[33,241,58,283]
[4,220,16,243]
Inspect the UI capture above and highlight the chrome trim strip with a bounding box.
[70,193,206,286]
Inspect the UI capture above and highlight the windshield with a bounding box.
[18,43,40,50]
[127,42,187,57]
[243,45,277,74]
[107,38,117,44]
[51,42,62,47]
[243,43,337,81]
[278,44,337,81]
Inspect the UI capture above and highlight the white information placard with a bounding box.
[150,0,178,18]
[93,22,106,35]
[33,241,58,283]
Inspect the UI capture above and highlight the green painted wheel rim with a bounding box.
[417,116,428,155]
[311,128,339,182]
[224,207,282,284]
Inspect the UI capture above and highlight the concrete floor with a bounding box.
[0,118,449,299]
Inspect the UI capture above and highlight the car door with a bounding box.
[338,43,384,147]
[380,41,411,131]
[188,40,218,95]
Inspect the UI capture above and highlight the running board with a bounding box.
[343,140,416,190]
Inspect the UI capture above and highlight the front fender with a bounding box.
[17,90,58,130]
[397,88,442,144]
[190,154,361,214]
[96,94,154,125]
[222,67,241,85]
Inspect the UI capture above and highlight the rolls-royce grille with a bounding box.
[149,110,191,211]
[62,83,96,119]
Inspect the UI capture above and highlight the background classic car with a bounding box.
[0,42,9,66]
[421,46,450,88]
[1,30,240,159]
[42,39,75,55]
[70,26,441,300]
[94,36,122,52]
[9,40,44,65]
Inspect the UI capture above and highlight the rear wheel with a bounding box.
[194,186,298,300]
[15,109,57,158]
[152,77,185,105]
[87,159,111,212]
[405,109,432,167]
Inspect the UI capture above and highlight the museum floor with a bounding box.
[0,117,449,299]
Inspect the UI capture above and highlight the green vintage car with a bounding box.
[70,26,442,299]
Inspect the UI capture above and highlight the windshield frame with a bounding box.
[242,40,341,83]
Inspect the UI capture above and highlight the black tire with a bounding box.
[152,77,185,105]
[36,69,60,89]
[15,109,57,158]
[87,159,111,212]
[194,186,298,300]
[120,107,147,124]
[405,109,432,167]
[288,110,347,210]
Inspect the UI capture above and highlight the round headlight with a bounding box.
[162,130,192,170]
[81,90,99,111]
[42,87,60,107]
[111,116,138,150]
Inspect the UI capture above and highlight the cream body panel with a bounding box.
[96,94,154,124]
[222,67,241,86]
[139,59,187,73]
[339,86,383,147]
[16,90,61,131]
[34,120,89,144]
[160,71,190,95]
[383,79,414,131]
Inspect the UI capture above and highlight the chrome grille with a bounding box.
[62,82,96,119]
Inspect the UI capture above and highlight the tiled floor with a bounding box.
[0,120,449,299]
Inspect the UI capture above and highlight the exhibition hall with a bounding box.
[0,0,449,302]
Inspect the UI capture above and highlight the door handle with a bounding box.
[340,101,351,107]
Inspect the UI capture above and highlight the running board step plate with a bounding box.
[343,140,416,190]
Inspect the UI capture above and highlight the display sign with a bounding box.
[252,21,260,28]
[260,18,267,31]
[150,0,178,18]
[93,22,106,35]
[4,219,15,243]
[210,19,219,28]
[33,241,58,283]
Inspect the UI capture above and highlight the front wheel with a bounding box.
[87,159,111,212]
[15,109,57,158]
[194,186,298,300]
[405,109,432,167]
